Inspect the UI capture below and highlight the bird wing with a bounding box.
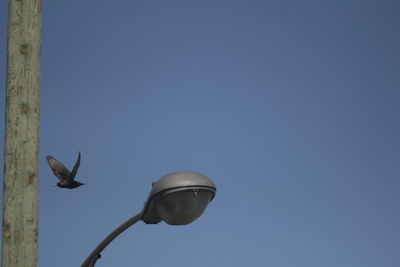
[46,155,71,181]
[68,152,81,182]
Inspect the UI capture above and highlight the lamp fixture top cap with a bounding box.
[149,171,216,198]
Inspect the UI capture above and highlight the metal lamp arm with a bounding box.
[81,211,143,267]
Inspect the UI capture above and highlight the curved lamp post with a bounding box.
[81,171,216,267]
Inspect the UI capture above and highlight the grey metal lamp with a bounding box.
[81,171,216,267]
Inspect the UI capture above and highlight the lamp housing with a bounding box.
[141,171,216,225]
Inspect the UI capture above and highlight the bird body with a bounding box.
[46,152,85,189]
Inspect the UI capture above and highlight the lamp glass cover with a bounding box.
[155,190,213,225]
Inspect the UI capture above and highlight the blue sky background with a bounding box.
[1,1,400,266]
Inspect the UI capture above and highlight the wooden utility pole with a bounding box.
[2,0,41,266]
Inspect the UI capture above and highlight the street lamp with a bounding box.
[81,171,216,267]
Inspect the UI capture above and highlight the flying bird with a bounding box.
[46,152,85,189]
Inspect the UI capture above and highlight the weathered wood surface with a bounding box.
[2,0,41,266]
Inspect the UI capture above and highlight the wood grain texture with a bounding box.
[2,0,41,266]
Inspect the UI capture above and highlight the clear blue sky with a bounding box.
[1,1,399,266]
